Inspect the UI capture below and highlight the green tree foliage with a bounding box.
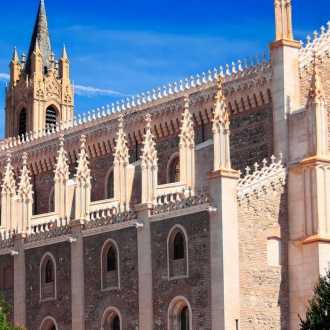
[300,269,330,330]
[0,292,25,330]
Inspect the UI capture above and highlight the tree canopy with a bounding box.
[0,292,25,330]
[300,268,330,330]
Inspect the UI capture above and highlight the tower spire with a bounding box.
[25,0,51,75]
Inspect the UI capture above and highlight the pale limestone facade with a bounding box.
[1,0,330,329]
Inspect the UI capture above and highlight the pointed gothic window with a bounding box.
[102,240,119,290]
[169,156,180,183]
[19,108,27,137]
[174,232,185,260]
[49,187,55,213]
[45,106,57,129]
[40,254,56,301]
[180,306,189,330]
[40,317,58,330]
[168,227,188,278]
[113,315,120,330]
[168,297,192,330]
[101,308,122,330]
[107,247,116,272]
[107,171,114,199]
[45,259,53,283]
[3,266,14,290]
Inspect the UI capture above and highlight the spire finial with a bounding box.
[274,0,294,40]
[61,44,68,60]
[145,114,152,130]
[22,152,28,166]
[12,47,19,62]
[25,0,51,75]
[308,51,325,102]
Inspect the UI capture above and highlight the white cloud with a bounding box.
[74,85,123,97]
[0,73,10,82]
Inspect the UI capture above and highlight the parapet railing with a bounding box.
[86,202,137,229]
[152,187,209,216]
[237,154,286,199]
[0,52,271,155]
[299,22,330,70]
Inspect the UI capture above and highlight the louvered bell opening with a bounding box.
[19,108,27,137]
[45,106,57,128]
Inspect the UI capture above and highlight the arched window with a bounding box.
[49,187,55,213]
[40,253,56,301]
[40,317,58,330]
[180,306,189,330]
[168,297,192,330]
[168,226,188,279]
[45,260,53,283]
[106,170,114,199]
[169,156,180,183]
[19,108,27,137]
[45,106,57,129]
[174,232,184,260]
[102,240,119,290]
[101,307,122,330]
[107,246,116,272]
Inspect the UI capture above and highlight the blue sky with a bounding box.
[0,0,330,139]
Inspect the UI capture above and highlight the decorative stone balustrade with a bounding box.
[0,53,271,161]
[237,154,287,199]
[152,187,209,216]
[86,202,137,230]
[25,218,71,244]
[299,22,330,70]
[0,235,14,250]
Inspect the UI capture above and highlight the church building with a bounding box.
[0,0,330,329]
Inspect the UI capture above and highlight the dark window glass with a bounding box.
[169,157,180,183]
[107,172,114,199]
[50,189,55,212]
[46,106,57,128]
[45,259,53,283]
[107,247,116,272]
[113,315,120,330]
[19,108,27,137]
[50,325,56,330]
[174,232,185,260]
[181,306,189,330]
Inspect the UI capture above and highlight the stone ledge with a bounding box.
[302,234,330,245]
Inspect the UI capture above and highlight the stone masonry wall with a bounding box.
[83,227,139,330]
[33,170,54,215]
[89,154,114,201]
[300,55,330,149]
[25,242,72,330]
[151,211,211,330]
[0,254,14,323]
[230,104,274,173]
[238,180,289,330]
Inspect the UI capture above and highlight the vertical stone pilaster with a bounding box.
[135,203,154,329]
[179,95,195,189]
[13,233,27,327]
[207,168,240,330]
[70,220,86,330]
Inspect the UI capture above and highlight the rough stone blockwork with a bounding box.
[238,180,289,330]
[83,227,139,330]
[33,170,54,215]
[230,104,274,174]
[300,55,330,149]
[0,254,14,323]
[151,211,211,330]
[25,242,72,330]
[90,154,114,201]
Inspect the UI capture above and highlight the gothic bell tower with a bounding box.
[5,0,74,139]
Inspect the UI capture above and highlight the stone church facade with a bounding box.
[0,0,329,329]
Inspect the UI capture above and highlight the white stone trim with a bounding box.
[195,139,213,151]
[150,203,209,222]
[101,306,122,330]
[82,219,137,237]
[104,166,114,199]
[100,238,120,291]
[24,235,71,250]
[40,316,58,330]
[168,295,192,330]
